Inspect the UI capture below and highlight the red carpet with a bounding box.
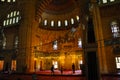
[36,70,82,75]
[0,70,120,80]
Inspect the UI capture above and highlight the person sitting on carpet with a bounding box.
[32,72,38,80]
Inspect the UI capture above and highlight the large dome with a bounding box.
[36,0,89,30]
[45,0,76,14]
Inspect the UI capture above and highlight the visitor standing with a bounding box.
[51,65,54,75]
[72,63,75,73]
[60,66,63,74]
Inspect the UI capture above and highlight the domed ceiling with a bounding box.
[36,0,89,30]
[45,0,75,13]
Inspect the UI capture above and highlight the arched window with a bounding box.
[13,17,15,24]
[17,11,19,15]
[51,20,54,27]
[7,0,11,2]
[7,0,16,2]
[7,14,10,18]
[111,21,120,38]
[110,0,115,2]
[71,18,74,24]
[11,12,13,17]
[58,20,61,27]
[115,57,120,69]
[6,19,9,25]
[102,0,107,3]
[3,20,6,26]
[10,18,12,24]
[13,0,15,2]
[1,0,5,2]
[1,0,16,2]
[78,38,82,48]
[76,15,80,22]
[65,20,68,26]
[100,0,115,4]
[53,40,58,50]
[16,17,19,23]
[14,11,16,16]
[3,11,21,27]
[44,19,47,26]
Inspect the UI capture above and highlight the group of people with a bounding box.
[51,63,76,75]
